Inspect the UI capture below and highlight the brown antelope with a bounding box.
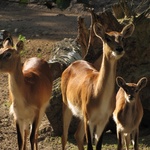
[0,38,53,150]
[113,76,147,150]
[61,23,134,150]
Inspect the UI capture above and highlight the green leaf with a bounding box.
[18,34,26,42]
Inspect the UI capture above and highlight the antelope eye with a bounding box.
[3,52,12,60]
[126,89,129,94]
[124,87,129,94]
[119,36,124,42]
[122,37,125,42]
[105,36,112,42]
[124,89,128,93]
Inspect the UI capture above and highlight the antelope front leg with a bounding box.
[124,134,130,150]
[16,120,25,150]
[96,130,105,150]
[30,117,39,150]
[95,120,108,150]
[117,129,123,150]
[24,128,30,150]
[132,129,139,150]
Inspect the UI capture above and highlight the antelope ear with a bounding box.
[136,77,147,91]
[3,37,13,48]
[116,76,126,88]
[16,40,24,52]
[93,22,105,41]
[121,23,135,38]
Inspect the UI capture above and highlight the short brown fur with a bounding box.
[61,23,134,150]
[0,39,53,150]
[113,76,147,150]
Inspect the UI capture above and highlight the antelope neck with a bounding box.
[8,59,25,100]
[95,54,117,98]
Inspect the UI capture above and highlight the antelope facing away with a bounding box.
[113,76,147,150]
[61,23,135,150]
[0,38,53,150]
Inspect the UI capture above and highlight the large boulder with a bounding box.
[46,38,82,135]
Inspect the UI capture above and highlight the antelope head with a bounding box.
[93,23,135,60]
[116,76,147,103]
[0,38,23,73]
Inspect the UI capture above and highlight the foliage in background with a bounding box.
[18,34,26,42]
[56,0,71,9]
[55,0,89,9]
[19,0,29,4]
[18,34,26,56]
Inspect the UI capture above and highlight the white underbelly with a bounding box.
[67,100,83,119]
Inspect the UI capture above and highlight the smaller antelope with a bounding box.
[113,76,147,150]
[0,38,53,150]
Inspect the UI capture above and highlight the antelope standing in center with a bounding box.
[61,23,134,150]
[113,76,147,150]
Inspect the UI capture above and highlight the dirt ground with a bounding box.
[0,1,150,150]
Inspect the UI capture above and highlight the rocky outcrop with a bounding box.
[46,38,82,135]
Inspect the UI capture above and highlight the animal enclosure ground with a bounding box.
[0,1,150,150]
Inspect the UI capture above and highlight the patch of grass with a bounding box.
[46,132,150,150]
[37,53,42,58]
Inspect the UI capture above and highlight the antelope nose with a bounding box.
[128,95,134,100]
[116,47,123,52]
